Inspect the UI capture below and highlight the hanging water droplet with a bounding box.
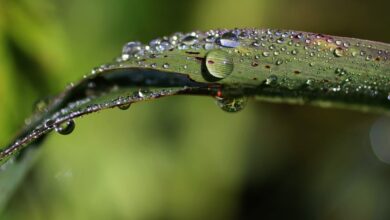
[334,47,344,57]
[215,96,247,113]
[118,103,131,110]
[55,120,75,135]
[217,32,240,48]
[204,50,234,79]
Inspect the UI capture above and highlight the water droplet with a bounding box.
[118,103,131,110]
[262,51,270,57]
[334,47,344,57]
[291,49,298,55]
[204,50,234,79]
[276,38,285,44]
[182,35,199,46]
[276,60,283,65]
[122,41,142,56]
[251,41,260,47]
[217,32,240,48]
[55,120,75,135]
[163,63,170,69]
[216,96,247,113]
[265,75,278,85]
[45,119,55,128]
[335,68,347,76]
[305,79,314,86]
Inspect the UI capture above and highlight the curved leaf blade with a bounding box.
[0,29,390,203]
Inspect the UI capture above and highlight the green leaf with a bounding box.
[1,28,390,210]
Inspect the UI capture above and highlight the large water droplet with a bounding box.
[205,50,234,79]
[217,32,240,48]
[216,96,247,113]
[55,120,75,135]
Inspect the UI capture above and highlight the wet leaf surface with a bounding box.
[1,28,390,211]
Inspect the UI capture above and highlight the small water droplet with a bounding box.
[55,120,75,135]
[251,41,260,47]
[118,103,131,110]
[276,38,284,44]
[291,49,298,55]
[216,96,247,113]
[335,68,347,76]
[262,51,270,57]
[163,63,170,69]
[265,75,278,85]
[334,47,344,57]
[276,60,283,65]
[45,119,55,128]
[182,35,199,46]
[305,79,314,86]
[204,50,234,79]
[122,41,142,57]
[217,32,240,48]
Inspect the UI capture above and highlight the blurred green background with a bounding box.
[1,0,390,219]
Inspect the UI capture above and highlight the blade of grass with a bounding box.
[1,28,389,211]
